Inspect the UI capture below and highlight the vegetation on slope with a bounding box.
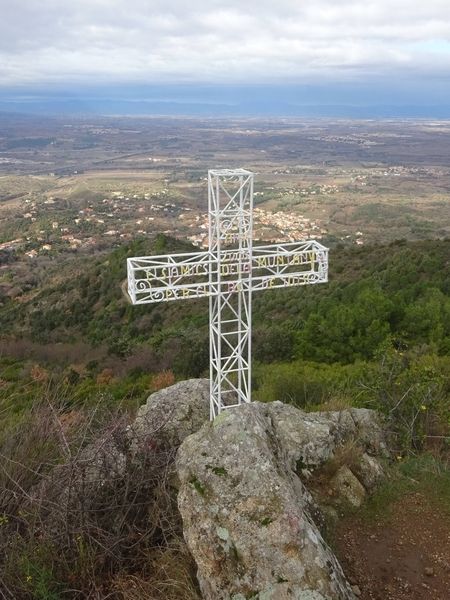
[0,237,449,371]
[0,237,448,443]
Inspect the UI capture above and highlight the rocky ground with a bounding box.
[131,380,449,600]
[335,491,450,600]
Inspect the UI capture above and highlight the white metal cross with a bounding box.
[127,169,328,419]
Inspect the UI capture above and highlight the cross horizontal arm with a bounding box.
[127,240,328,305]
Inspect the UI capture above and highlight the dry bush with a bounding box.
[30,364,49,383]
[58,409,86,434]
[313,396,353,413]
[96,367,115,385]
[309,440,364,486]
[152,370,175,392]
[322,441,364,478]
[0,338,107,367]
[114,544,201,600]
[423,412,450,462]
[0,394,200,599]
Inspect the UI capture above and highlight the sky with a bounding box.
[0,0,450,116]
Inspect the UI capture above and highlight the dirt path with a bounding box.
[334,492,450,599]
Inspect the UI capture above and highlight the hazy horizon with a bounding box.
[1,83,450,118]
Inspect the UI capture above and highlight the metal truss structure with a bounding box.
[127,169,328,419]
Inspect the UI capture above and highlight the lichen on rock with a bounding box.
[176,402,361,600]
[130,378,210,450]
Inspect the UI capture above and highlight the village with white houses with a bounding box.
[0,181,339,264]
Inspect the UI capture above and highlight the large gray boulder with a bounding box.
[130,378,210,450]
[176,403,358,600]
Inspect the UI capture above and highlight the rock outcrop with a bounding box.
[266,402,387,473]
[352,452,385,492]
[131,378,210,449]
[27,379,387,600]
[329,466,367,508]
[176,401,387,600]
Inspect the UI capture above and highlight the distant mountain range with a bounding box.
[1,84,449,118]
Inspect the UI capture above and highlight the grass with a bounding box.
[358,454,450,523]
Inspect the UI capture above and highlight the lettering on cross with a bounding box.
[127,169,328,419]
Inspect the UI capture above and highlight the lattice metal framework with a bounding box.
[127,169,328,419]
[208,169,253,419]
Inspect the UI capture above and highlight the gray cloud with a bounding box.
[0,0,449,85]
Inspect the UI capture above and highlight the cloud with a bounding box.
[0,0,450,86]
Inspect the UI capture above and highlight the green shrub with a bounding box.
[254,347,449,456]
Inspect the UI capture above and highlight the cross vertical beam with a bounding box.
[208,169,254,419]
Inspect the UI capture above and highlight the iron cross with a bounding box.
[127,169,328,419]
